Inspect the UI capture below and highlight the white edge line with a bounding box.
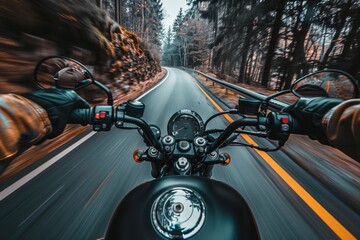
[0,68,170,201]
[135,67,170,101]
[0,132,96,201]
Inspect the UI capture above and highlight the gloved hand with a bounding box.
[23,88,90,138]
[282,97,343,144]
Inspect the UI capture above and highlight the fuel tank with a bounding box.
[106,175,259,239]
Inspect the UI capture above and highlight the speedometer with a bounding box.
[167,110,205,140]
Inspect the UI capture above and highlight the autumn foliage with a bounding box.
[0,0,161,94]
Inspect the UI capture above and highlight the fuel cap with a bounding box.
[151,187,206,239]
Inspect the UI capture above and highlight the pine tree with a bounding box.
[162,26,174,66]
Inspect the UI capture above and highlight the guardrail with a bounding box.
[184,68,289,110]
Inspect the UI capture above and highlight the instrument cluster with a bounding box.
[167,110,205,141]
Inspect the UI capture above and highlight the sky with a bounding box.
[161,0,190,31]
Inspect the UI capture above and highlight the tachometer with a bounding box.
[167,110,204,140]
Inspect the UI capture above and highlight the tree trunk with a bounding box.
[245,49,254,84]
[260,0,286,87]
[141,0,145,39]
[238,22,253,83]
[319,24,327,63]
[347,46,360,80]
[341,14,360,58]
[319,11,347,69]
[284,0,317,90]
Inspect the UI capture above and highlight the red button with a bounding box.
[99,111,107,119]
[95,113,100,119]
[281,117,289,124]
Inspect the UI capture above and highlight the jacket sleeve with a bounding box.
[322,99,360,162]
[0,94,52,161]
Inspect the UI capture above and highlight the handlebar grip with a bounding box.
[290,115,301,134]
[68,108,92,125]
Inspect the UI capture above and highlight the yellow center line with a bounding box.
[195,81,355,240]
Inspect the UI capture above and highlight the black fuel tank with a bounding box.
[106,175,259,239]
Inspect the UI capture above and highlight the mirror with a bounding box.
[294,85,329,97]
[34,56,94,90]
[291,70,358,100]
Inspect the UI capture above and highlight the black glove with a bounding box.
[282,97,343,144]
[23,88,90,138]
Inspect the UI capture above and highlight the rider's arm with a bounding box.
[0,94,52,161]
[322,99,360,161]
[0,89,90,174]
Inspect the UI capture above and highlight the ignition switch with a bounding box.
[178,141,191,152]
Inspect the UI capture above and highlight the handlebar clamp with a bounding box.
[115,104,126,127]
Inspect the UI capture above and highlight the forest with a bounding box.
[1,0,359,92]
[162,0,360,90]
[101,0,165,60]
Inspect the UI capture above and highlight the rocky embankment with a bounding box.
[0,0,163,179]
[0,0,161,94]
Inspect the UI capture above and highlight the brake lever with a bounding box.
[207,118,258,153]
[220,133,239,148]
[229,141,282,152]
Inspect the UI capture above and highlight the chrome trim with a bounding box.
[151,187,206,239]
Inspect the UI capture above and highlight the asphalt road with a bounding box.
[0,68,359,239]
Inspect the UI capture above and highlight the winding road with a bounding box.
[0,68,359,239]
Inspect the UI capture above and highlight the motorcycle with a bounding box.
[34,56,358,239]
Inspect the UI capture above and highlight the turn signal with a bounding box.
[133,149,144,163]
[221,153,231,166]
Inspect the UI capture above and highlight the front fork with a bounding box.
[201,164,214,178]
[151,162,162,178]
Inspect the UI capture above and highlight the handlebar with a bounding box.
[207,118,258,153]
[121,115,162,150]
[68,105,162,151]
[67,104,298,153]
